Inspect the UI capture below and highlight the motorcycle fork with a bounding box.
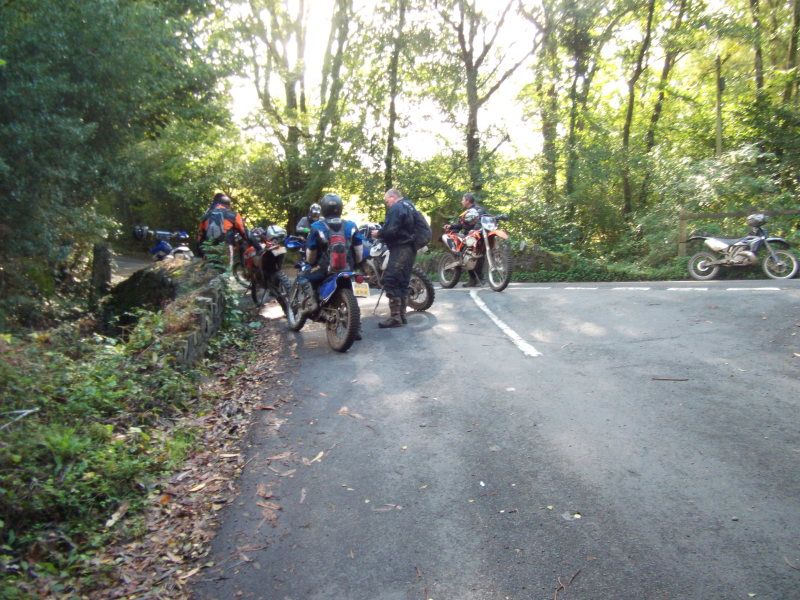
[482,229,494,271]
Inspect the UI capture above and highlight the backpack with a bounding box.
[410,206,432,250]
[204,208,227,242]
[325,220,349,272]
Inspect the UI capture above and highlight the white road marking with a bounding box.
[564,286,598,290]
[667,287,708,291]
[469,290,542,358]
[612,287,651,291]
[725,287,780,291]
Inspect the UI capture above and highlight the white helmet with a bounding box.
[266,224,286,242]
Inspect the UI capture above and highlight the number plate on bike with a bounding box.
[352,281,370,298]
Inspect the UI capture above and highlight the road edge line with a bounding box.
[469,290,542,358]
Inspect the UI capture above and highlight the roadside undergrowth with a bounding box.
[0,260,279,598]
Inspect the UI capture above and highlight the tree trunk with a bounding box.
[784,0,800,104]
[538,1,558,206]
[716,54,724,156]
[640,0,688,206]
[750,0,765,96]
[621,0,656,216]
[384,0,407,191]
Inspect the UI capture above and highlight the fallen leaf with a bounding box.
[105,501,130,528]
[256,483,272,498]
[220,453,239,458]
[267,451,292,461]
[178,566,200,580]
[257,501,281,511]
[165,551,183,564]
[268,466,296,477]
[257,405,274,410]
[300,488,307,504]
[158,493,172,506]
[302,451,324,466]
[189,482,207,493]
[372,503,402,512]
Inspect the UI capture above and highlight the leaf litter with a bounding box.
[84,320,294,599]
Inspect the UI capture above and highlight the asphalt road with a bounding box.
[194,280,800,600]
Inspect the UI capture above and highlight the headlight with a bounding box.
[464,235,477,247]
[481,215,497,231]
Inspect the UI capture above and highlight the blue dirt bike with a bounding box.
[284,235,369,353]
[133,226,193,261]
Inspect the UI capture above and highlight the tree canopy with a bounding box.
[2,0,799,325]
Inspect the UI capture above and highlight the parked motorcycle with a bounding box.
[687,213,798,280]
[283,235,368,353]
[438,213,513,291]
[133,226,194,261]
[233,227,294,314]
[358,223,435,312]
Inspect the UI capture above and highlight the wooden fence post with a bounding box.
[678,208,688,257]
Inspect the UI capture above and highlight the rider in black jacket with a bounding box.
[374,188,416,328]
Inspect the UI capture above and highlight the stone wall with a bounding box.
[175,277,226,366]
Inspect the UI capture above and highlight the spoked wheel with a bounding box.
[286,280,307,332]
[325,288,360,353]
[268,271,296,328]
[232,262,250,288]
[438,254,462,288]
[687,251,720,280]
[250,277,270,307]
[407,267,435,311]
[763,250,799,279]
[486,239,513,292]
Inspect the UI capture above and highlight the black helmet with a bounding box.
[309,203,322,219]
[320,194,342,218]
[213,192,232,206]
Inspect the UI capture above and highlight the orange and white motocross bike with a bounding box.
[438,213,513,292]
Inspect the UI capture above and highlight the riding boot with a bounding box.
[462,274,480,287]
[399,296,408,324]
[299,281,318,317]
[378,297,403,328]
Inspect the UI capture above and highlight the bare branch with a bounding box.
[475,0,515,69]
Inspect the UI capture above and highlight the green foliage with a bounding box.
[0,311,203,591]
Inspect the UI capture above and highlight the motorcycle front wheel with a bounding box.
[326,288,360,353]
[438,254,462,288]
[269,271,296,328]
[232,262,250,289]
[763,250,799,279]
[286,280,307,331]
[407,267,435,311]
[487,239,513,292]
[687,252,720,280]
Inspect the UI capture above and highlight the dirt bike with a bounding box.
[358,223,435,312]
[133,226,194,261]
[687,213,798,280]
[438,213,513,291]
[234,228,294,319]
[283,235,368,353]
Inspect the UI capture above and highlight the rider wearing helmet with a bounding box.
[296,194,364,320]
[295,203,322,238]
[445,192,486,287]
[197,192,248,260]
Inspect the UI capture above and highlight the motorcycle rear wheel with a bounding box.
[763,249,799,279]
[408,267,435,311]
[487,239,513,292]
[687,252,720,280]
[286,280,307,331]
[326,288,360,353]
[438,254,462,288]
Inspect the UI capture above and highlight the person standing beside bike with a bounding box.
[196,193,247,263]
[372,188,416,328]
[445,192,486,287]
[295,202,321,238]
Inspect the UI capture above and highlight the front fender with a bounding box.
[766,237,791,248]
[488,230,509,240]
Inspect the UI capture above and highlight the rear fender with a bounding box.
[319,272,353,303]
